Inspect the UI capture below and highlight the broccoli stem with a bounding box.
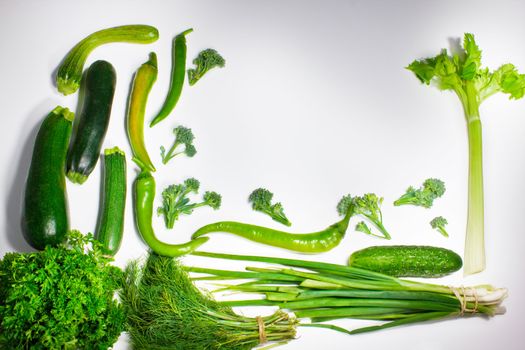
[436,226,449,238]
[161,141,182,164]
[461,81,485,275]
[263,208,292,227]
[365,216,391,240]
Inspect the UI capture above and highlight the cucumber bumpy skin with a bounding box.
[56,24,159,95]
[21,106,74,250]
[348,245,463,278]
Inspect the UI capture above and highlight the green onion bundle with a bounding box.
[189,251,507,335]
[120,253,297,349]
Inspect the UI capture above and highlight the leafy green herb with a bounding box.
[157,178,222,228]
[0,230,125,349]
[187,48,225,86]
[120,253,297,349]
[407,33,525,274]
[248,188,292,226]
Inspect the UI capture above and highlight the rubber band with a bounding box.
[256,316,267,344]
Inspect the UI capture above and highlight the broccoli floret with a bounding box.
[184,177,200,193]
[248,188,291,226]
[394,178,445,208]
[157,178,221,228]
[203,191,222,210]
[336,194,354,217]
[355,221,372,235]
[187,48,225,86]
[430,216,449,237]
[160,126,197,164]
[337,193,390,239]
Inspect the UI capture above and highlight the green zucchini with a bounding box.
[67,60,116,184]
[348,245,463,278]
[21,106,74,250]
[95,147,127,256]
[57,24,159,95]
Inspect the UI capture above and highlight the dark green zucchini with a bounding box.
[67,60,116,184]
[348,245,463,278]
[95,147,127,256]
[21,106,74,250]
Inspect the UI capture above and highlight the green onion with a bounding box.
[191,251,507,334]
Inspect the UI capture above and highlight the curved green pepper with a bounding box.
[150,28,193,127]
[133,171,208,256]
[191,206,354,253]
[127,52,157,172]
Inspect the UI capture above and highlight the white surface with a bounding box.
[1,0,524,349]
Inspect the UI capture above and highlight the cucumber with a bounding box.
[21,106,74,250]
[348,245,463,278]
[67,60,116,184]
[95,147,127,256]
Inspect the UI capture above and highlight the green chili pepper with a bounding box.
[150,28,193,127]
[133,171,208,256]
[191,206,355,253]
[127,52,157,172]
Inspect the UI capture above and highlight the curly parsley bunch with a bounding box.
[0,230,125,349]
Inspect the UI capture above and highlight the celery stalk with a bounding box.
[407,33,525,275]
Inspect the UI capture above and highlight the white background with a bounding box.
[1,1,524,349]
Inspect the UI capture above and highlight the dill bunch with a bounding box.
[121,253,297,349]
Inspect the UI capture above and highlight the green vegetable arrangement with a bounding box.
[121,253,298,349]
[0,230,125,349]
[407,33,525,275]
[190,251,507,335]
[6,23,517,349]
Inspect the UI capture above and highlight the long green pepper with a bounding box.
[133,171,208,256]
[127,52,158,172]
[191,205,355,253]
[150,28,193,127]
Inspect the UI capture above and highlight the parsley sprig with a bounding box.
[0,230,125,348]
